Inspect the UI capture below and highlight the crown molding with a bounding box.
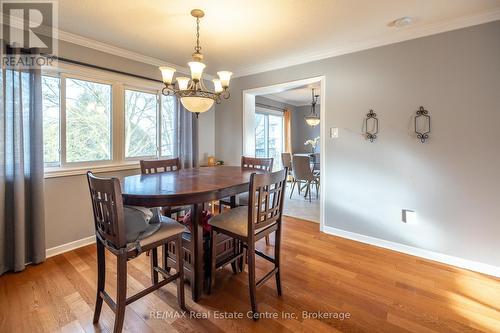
[233,8,500,78]
[57,30,180,68]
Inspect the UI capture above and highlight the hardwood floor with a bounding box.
[1,217,499,333]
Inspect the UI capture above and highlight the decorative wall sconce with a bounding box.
[414,106,431,143]
[364,109,379,142]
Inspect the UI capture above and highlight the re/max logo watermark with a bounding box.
[1,1,58,68]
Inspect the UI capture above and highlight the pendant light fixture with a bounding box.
[159,9,232,116]
[304,88,320,126]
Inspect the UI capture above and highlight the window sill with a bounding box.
[44,162,140,179]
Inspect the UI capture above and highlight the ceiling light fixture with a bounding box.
[390,16,413,28]
[159,9,232,116]
[304,88,320,126]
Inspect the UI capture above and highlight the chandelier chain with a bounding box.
[195,17,201,53]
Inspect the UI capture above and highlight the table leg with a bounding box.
[191,203,203,301]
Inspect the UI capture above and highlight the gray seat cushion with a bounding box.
[208,206,268,237]
[123,206,158,243]
[132,217,186,250]
[124,206,185,247]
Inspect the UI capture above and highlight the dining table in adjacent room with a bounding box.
[120,165,265,301]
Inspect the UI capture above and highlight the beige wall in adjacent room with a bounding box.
[215,21,500,267]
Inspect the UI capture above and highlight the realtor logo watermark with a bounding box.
[1,0,57,68]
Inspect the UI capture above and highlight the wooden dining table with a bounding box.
[120,165,266,301]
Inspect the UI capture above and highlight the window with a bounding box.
[124,89,158,158]
[42,76,60,166]
[254,111,284,170]
[41,66,178,173]
[161,95,176,157]
[66,78,112,162]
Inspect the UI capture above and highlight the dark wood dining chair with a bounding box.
[140,157,181,174]
[208,168,287,319]
[140,158,189,219]
[87,172,186,333]
[219,156,274,245]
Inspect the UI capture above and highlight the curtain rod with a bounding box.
[47,55,163,83]
[7,45,163,83]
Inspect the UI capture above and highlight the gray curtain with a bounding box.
[0,66,46,275]
[175,101,198,169]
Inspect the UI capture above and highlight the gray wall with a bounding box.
[291,105,321,153]
[44,40,215,249]
[215,21,500,267]
[45,169,138,249]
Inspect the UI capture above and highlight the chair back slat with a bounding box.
[140,158,181,174]
[87,172,126,249]
[241,156,273,171]
[247,169,287,235]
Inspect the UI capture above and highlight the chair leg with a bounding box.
[162,244,171,273]
[93,240,105,324]
[315,181,319,199]
[308,182,312,203]
[175,235,186,310]
[238,241,246,273]
[265,235,270,246]
[275,228,282,296]
[113,254,127,333]
[289,179,296,199]
[150,247,159,284]
[209,229,217,294]
[247,242,258,319]
[230,239,239,274]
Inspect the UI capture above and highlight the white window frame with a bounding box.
[41,74,62,168]
[61,73,114,168]
[255,108,285,156]
[158,94,177,159]
[42,62,168,178]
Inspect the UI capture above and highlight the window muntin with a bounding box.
[160,95,176,157]
[42,76,61,167]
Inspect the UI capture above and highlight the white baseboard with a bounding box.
[322,226,500,278]
[46,235,96,258]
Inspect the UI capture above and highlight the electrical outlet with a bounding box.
[330,127,339,138]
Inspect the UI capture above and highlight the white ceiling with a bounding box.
[57,0,500,77]
[262,82,321,106]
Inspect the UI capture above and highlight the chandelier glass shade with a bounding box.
[159,9,232,116]
[305,88,320,126]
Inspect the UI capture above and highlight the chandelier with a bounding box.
[159,9,232,116]
[304,88,320,126]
